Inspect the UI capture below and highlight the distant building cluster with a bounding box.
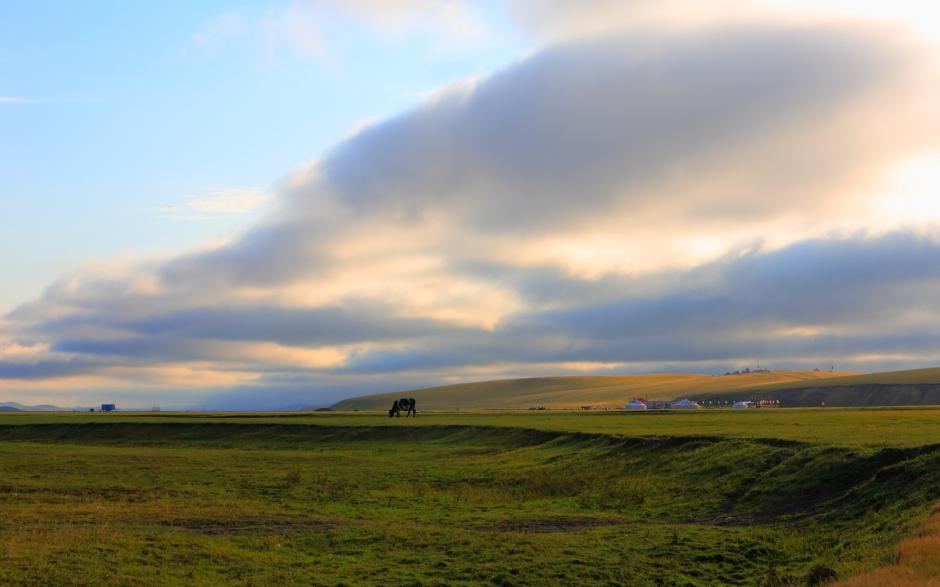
[618,397,782,410]
[700,398,781,409]
[534,393,785,412]
[723,366,771,376]
[622,397,702,410]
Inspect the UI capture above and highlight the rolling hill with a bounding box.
[0,402,64,412]
[330,369,856,410]
[688,367,940,407]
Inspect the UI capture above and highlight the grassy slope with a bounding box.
[0,416,939,585]
[750,367,940,388]
[689,367,940,407]
[839,505,940,586]
[331,370,855,410]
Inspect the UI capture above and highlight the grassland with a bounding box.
[0,409,939,585]
[7,407,940,446]
[331,370,856,410]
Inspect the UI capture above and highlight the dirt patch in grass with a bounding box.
[481,516,629,533]
[159,515,336,536]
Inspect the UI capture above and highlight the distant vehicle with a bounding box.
[101,404,116,412]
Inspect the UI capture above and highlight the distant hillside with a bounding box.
[688,367,940,407]
[0,402,65,412]
[331,370,855,410]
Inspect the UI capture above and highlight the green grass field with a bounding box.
[5,406,940,446]
[1,409,939,585]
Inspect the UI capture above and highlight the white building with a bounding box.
[733,401,753,409]
[670,398,701,409]
[625,399,647,410]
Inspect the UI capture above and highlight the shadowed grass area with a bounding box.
[0,418,938,585]
[4,407,940,446]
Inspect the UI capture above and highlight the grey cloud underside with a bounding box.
[45,305,464,356]
[159,221,322,289]
[0,359,100,380]
[131,305,456,344]
[7,230,940,380]
[340,232,940,372]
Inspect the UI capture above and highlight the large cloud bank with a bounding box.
[3,18,940,408]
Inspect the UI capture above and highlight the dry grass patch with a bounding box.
[838,504,940,586]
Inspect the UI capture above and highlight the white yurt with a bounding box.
[670,398,701,409]
[732,401,753,409]
[625,399,648,410]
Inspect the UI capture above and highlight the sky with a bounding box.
[2,1,940,409]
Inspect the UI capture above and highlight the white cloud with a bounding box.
[328,0,487,45]
[0,96,38,104]
[507,0,752,40]
[154,188,272,222]
[191,10,248,48]
[193,0,491,63]
[263,1,327,59]
[507,0,940,45]
[876,151,940,223]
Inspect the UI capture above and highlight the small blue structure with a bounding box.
[101,404,116,412]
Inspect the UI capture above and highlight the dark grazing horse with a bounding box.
[389,398,417,417]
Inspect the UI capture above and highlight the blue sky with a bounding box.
[3,1,940,409]
[0,0,525,309]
